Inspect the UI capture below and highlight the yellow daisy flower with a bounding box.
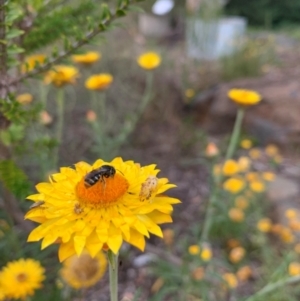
[137,52,161,70]
[60,251,107,289]
[228,89,262,106]
[185,88,195,98]
[222,159,239,176]
[72,51,101,65]
[85,73,113,91]
[21,54,46,73]
[237,156,251,172]
[240,139,252,149]
[228,208,244,222]
[229,247,245,263]
[265,144,279,157]
[288,262,300,276]
[16,93,33,105]
[236,266,252,282]
[25,158,180,261]
[223,177,245,194]
[249,181,265,193]
[0,258,45,300]
[257,218,272,232]
[222,273,238,289]
[44,65,79,87]
[188,245,200,255]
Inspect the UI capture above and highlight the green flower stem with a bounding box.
[200,187,217,243]
[200,106,245,243]
[54,88,65,168]
[108,251,119,301]
[244,275,300,301]
[225,107,245,161]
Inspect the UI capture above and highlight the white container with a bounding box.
[186,17,247,60]
[138,13,171,38]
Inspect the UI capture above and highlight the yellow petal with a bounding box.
[41,232,58,249]
[107,224,123,254]
[59,241,75,262]
[74,235,86,255]
[138,215,163,237]
[125,228,145,251]
[147,210,173,224]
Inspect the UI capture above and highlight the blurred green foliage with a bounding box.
[225,0,300,28]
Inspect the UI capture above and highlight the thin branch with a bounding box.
[12,0,141,85]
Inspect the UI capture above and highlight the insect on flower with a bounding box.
[84,165,116,188]
[139,175,158,201]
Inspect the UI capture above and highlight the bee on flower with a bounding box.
[25,157,180,261]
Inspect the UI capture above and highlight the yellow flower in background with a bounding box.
[237,157,251,172]
[246,172,260,182]
[279,227,294,244]
[185,88,195,98]
[86,110,97,122]
[222,160,239,176]
[265,144,279,157]
[257,218,272,232]
[228,208,244,222]
[21,54,46,73]
[205,142,219,157]
[288,262,300,276]
[222,273,238,289]
[189,245,200,255]
[262,172,275,181]
[60,251,107,289]
[44,65,79,87]
[25,157,180,261]
[16,93,33,105]
[229,247,245,263]
[72,51,101,65]
[249,181,265,193]
[85,73,113,91]
[162,228,174,246]
[240,139,252,149]
[200,246,212,262]
[285,209,297,220]
[0,258,45,300]
[228,89,262,106]
[223,177,245,194]
[249,148,261,160]
[237,266,252,282]
[137,52,161,70]
[235,196,249,210]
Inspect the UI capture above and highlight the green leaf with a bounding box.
[0,160,31,199]
[100,4,112,22]
[7,44,25,54]
[128,5,144,13]
[6,29,24,39]
[116,9,127,17]
[6,5,23,24]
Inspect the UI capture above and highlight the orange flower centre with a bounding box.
[76,173,129,208]
[16,273,28,282]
